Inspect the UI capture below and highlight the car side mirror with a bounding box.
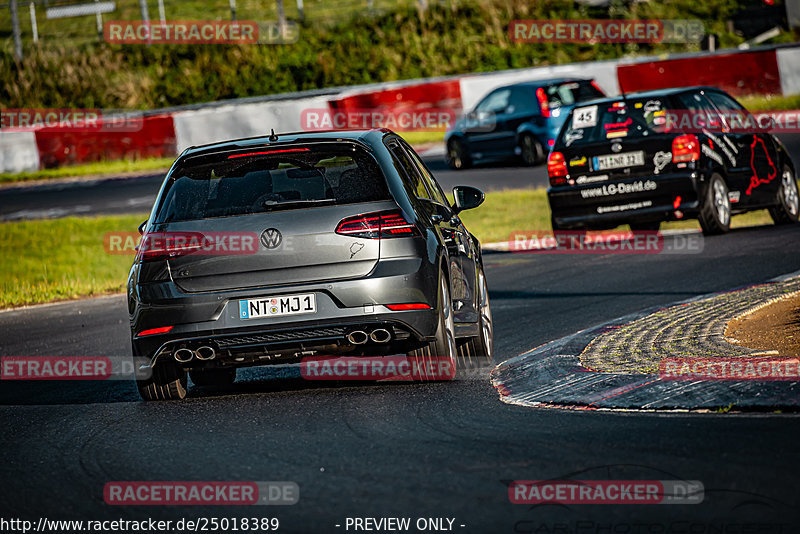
[138,220,147,235]
[452,186,485,212]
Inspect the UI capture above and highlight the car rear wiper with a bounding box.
[261,198,336,209]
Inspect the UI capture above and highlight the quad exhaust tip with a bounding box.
[174,348,194,363]
[173,346,216,363]
[195,346,216,361]
[370,328,392,343]
[348,329,392,345]
[347,330,369,345]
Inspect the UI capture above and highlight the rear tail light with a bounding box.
[672,134,700,163]
[227,148,310,159]
[137,326,174,337]
[138,232,205,262]
[547,152,568,185]
[335,209,418,239]
[385,303,432,311]
[536,87,551,118]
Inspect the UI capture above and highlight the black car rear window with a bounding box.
[559,97,670,146]
[545,81,604,110]
[154,144,390,222]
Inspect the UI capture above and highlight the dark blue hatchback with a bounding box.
[444,78,604,169]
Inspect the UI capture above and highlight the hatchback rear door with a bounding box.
[145,142,400,292]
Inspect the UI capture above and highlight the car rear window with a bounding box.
[545,81,604,110]
[154,143,391,222]
[558,97,669,146]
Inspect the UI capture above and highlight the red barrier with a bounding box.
[617,50,781,97]
[329,80,463,118]
[34,114,176,168]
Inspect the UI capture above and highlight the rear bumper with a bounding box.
[135,314,435,370]
[130,257,440,366]
[548,172,704,229]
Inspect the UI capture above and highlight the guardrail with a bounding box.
[2,42,799,173]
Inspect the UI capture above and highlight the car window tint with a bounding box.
[559,98,669,145]
[547,81,604,109]
[705,91,745,112]
[402,142,449,206]
[154,144,389,222]
[475,89,510,114]
[677,92,718,114]
[509,87,536,114]
[389,143,432,201]
[675,91,727,130]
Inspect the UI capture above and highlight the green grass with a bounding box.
[739,94,800,112]
[0,189,777,309]
[0,157,174,184]
[0,214,146,309]
[457,188,774,244]
[5,0,783,111]
[0,139,446,183]
[400,131,446,146]
[0,135,439,184]
[1,0,414,48]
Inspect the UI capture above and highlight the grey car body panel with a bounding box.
[129,129,485,369]
[164,200,395,292]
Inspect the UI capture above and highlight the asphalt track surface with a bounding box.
[2,146,800,531]
[0,154,548,221]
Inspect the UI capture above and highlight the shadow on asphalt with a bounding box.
[488,290,707,300]
[0,364,476,406]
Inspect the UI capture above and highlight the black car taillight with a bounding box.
[547,151,568,185]
[335,209,418,239]
[672,134,700,163]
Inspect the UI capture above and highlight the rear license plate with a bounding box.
[239,293,316,320]
[593,151,645,171]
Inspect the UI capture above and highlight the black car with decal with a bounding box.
[547,86,799,234]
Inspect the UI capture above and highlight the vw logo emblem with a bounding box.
[261,228,282,249]
[611,142,622,153]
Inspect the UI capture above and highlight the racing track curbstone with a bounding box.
[491,274,800,411]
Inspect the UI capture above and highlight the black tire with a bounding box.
[520,134,544,166]
[407,275,457,380]
[550,215,564,232]
[447,139,472,170]
[698,174,731,235]
[458,266,493,370]
[137,359,188,401]
[629,221,661,232]
[768,165,800,225]
[190,368,237,387]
